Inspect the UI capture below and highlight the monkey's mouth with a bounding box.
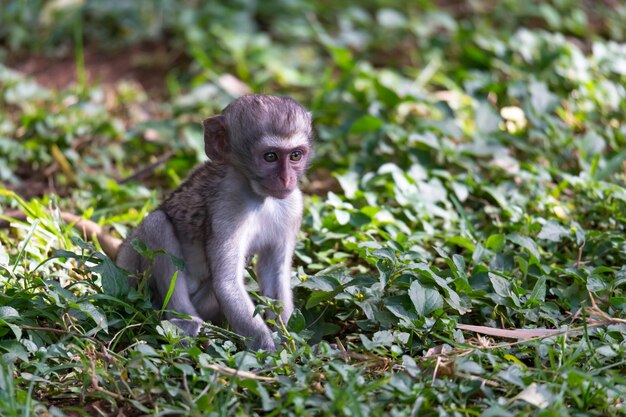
[266,188,293,199]
[252,179,296,199]
[259,184,294,199]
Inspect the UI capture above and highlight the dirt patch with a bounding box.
[7,41,183,97]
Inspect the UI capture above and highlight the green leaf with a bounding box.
[485,234,506,252]
[350,115,384,134]
[473,243,487,264]
[614,266,626,288]
[373,330,395,346]
[411,263,469,314]
[537,221,569,242]
[345,275,378,288]
[446,235,475,251]
[327,45,354,70]
[529,81,559,114]
[300,275,342,292]
[91,255,129,298]
[508,233,541,261]
[594,149,626,180]
[335,209,350,225]
[130,239,148,254]
[528,277,546,304]
[475,101,501,133]
[287,309,306,333]
[76,302,108,333]
[162,270,179,311]
[305,290,340,309]
[586,274,607,292]
[336,171,360,199]
[0,307,19,319]
[52,249,82,259]
[408,281,443,316]
[489,272,511,299]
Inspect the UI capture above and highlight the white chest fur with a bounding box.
[243,191,302,254]
[184,190,302,290]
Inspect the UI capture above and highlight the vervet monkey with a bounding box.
[0,95,313,351]
[114,94,313,351]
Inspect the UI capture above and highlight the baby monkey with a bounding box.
[116,94,313,351]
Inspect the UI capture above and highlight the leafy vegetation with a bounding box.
[1,0,626,415]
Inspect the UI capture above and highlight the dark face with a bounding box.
[250,138,310,199]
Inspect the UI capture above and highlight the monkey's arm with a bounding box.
[255,243,295,326]
[208,239,276,351]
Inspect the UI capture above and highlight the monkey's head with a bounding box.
[203,94,313,199]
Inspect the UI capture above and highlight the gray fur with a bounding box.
[223,94,313,153]
[116,95,312,351]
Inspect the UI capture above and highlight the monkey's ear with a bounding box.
[202,115,229,162]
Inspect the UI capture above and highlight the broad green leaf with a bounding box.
[350,115,384,134]
[287,309,306,333]
[91,255,129,298]
[402,355,420,377]
[515,383,553,408]
[456,360,484,375]
[586,274,607,292]
[305,290,340,309]
[596,345,618,358]
[372,330,394,346]
[485,234,506,252]
[334,209,350,225]
[76,302,108,333]
[475,101,501,133]
[473,243,487,265]
[452,255,466,279]
[0,307,19,319]
[411,263,469,314]
[529,81,559,114]
[327,45,354,70]
[508,234,541,261]
[408,281,443,316]
[446,235,475,251]
[0,320,21,340]
[614,266,626,288]
[488,272,514,302]
[300,275,342,291]
[537,221,569,242]
[336,171,360,199]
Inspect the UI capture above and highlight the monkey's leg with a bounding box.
[120,210,205,336]
[256,245,295,327]
[210,249,276,351]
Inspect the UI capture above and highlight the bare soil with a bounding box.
[6,41,181,97]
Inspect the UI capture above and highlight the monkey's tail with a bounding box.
[0,210,122,261]
[59,212,122,261]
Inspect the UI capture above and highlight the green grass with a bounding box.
[1,1,626,415]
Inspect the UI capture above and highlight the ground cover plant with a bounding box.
[1,0,626,415]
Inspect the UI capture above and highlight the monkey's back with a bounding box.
[159,162,226,244]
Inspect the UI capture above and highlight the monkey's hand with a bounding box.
[249,332,277,353]
[169,316,205,337]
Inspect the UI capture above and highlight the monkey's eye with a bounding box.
[263,152,278,162]
[290,150,303,161]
